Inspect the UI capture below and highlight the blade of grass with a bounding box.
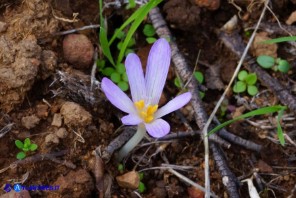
[100,27,115,66]
[108,5,146,46]
[262,36,296,44]
[208,105,287,136]
[117,0,162,65]
[276,108,285,146]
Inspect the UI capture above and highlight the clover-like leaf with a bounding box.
[30,144,38,151]
[247,85,258,96]
[117,81,129,91]
[102,67,115,76]
[122,73,128,82]
[245,73,257,85]
[15,140,24,149]
[24,138,31,147]
[238,70,248,81]
[233,81,246,93]
[143,24,156,37]
[16,151,26,160]
[116,63,126,74]
[277,59,290,73]
[111,72,121,83]
[146,37,157,44]
[256,55,275,68]
[194,71,204,84]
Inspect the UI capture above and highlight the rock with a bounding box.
[286,10,296,25]
[0,36,41,112]
[60,102,92,127]
[0,189,31,198]
[55,128,68,139]
[21,115,40,129]
[45,134,59,145]
[251,32,278,57]
[63,34,94,69]
[36,104,49,118]
[51,113,62,127]
[116,171,140,189]
[257,160,273,173]
[50,169,94,198]
[0,21,8,33]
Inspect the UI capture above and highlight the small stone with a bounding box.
[116,171,140,189]
[194,0,220,10]
[251,32,278,57]
[60,102,92,127]
[63,34,94,69]
[21,115,40,129]
[0,21,8,33]
[56,128,68,139]
[51,113,62,127]
[36,104,49,118]
[45,134,59,145]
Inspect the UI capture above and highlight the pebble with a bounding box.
[45,134,59,145]
[116,171,140,189]
[63,34,94,69]
[55,128,68,139]
[51,113,62,127]
[0,21,8,33]
[21,115,40,129]
[60,102,92,127]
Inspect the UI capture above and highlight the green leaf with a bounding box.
[16,152,26,160]
[15,140,24,149]
[143,24,156,37]
[115,29,125,40]
[111,72,121,83]
[233,81,246,93]
[199,91,205,99]
[238,70,248,81]
[262,36,296,44]
[208,105,287,136]
[100,27,115,66]
[117,41,123,50]
[277,59,290,73]
[138,182,146,193]
[193,71,204,84]
[122,73,128,82]
[277,108,285,146]
[247,85,258,96]
[24,138,31,146]
[174,77,182,88]
[118,81,129,91]
[146,37,157,44]
[125,48,134,57]
[116,63,126,74]
[117,0,163,65]
[117,164,124,171]
[256,55,275,68]
[127,38,136,47]
[96,59,105,69]
[126,0,136,9]
[30,144,38,151]
[245,73,257,85]
[102,67,115,76]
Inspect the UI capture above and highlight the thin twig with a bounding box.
[53,24,100,36]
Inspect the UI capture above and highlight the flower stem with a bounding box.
[117,124,146,161]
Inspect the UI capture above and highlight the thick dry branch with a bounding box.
[149,7,240,197]
[219,31,296,112]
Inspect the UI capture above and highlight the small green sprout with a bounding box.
[233,70,258,96]
[15,138,38,160]
[143,24,157,44]
[256,55,291,73]
[174,71,205,98]
[138,172,146,193]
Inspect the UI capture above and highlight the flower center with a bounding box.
[134,100,158,123]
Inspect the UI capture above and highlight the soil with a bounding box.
[0,0,296,198]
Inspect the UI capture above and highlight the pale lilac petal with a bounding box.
[145,119,170,138]
[155,92,192,119]
[121,114,142,125]
[125,53,146,102]
[145,38,171,105]
[101,78,135,114]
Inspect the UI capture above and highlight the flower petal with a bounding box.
[121,114,142,125]
[145,119,170,138]
[155,92,192,119]
[101,77,135,114]
[125,53,146,102]
[145,38,171,105]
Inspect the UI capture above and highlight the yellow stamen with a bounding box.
[135,100,144,110]
[134,100,158,123]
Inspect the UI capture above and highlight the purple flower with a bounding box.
[102,38,192,138]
